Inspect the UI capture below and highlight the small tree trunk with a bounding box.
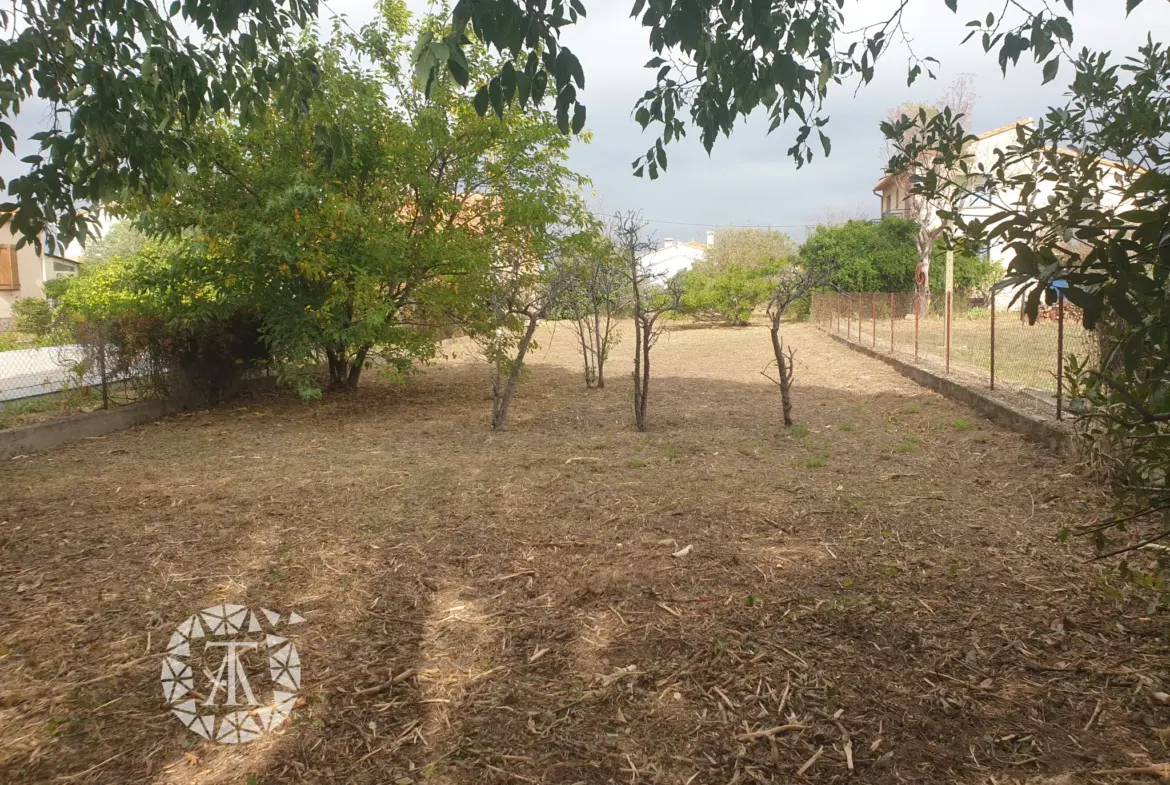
[345,344,371,391]
[593,309,606,389]
[916,226,934,316]
[770,320,794,427]
[492,314,540,430]
[636,317,652,431]
[574,320,595,388]
[326,346,348,389]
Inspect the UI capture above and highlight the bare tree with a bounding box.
[885,74,977,312]
[554,235,627,389]
[762,258,839,427]
[612,211,681,431]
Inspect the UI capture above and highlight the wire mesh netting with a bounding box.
[810,290,1097,419]
[0,324,146,428]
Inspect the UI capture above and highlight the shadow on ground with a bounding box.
[0,331,1162,784]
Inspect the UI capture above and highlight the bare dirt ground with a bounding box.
[1,321,1166,785]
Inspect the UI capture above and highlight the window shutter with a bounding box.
[0,244,18,290]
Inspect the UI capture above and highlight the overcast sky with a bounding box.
[4,0,1168,248]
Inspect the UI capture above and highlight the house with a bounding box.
[872,119,1132,309]
[0,225,82,329]
[640,230,714,278]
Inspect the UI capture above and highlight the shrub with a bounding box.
[12,298,53,337]
[58,241,269,403]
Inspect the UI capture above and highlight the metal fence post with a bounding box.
[847,295,851,339]
[945,290,952,374]
[889,293,895,353]
[990,298,996,391]
[1056,291,1065,420]
[857,294,862,342]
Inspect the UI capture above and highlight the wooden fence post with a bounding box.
[889,293,895,352]
[871,292,876,347]
[945,290,952,374]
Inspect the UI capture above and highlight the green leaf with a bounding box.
[945,0,957,10]
[1126,0,1144,14]
[473,85,490,116]
[571,103,586,134]
[818,130,831,157]
[488,78,504,118]
[1042,57,1059,84]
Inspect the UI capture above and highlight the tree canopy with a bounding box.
[800,217,996,294]
[0,0,320,250]
[419,1,1137,178]
[67,3,589,398]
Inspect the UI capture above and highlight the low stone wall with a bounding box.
[828,332,1074,453]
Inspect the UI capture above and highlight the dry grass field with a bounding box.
[1,320,1166,785]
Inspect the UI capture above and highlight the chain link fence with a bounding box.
[811,290,1098,420]
[0,321,146,429]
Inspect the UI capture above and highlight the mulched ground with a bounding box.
[1,321,1166,785]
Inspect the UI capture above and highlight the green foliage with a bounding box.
[885,29,1169,584]
[799,217,996,293]
[83,223,149,264]
[704,229,797,273]
[680,263,773,325]
[681,230,798,326]
[0,0,319,251]
[58,241,268,401]
[123,8,587,396]
[422,1,1094,183]
[12,298,53,337]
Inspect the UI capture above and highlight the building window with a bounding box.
[52,260,78,278]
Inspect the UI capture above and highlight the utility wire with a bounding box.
[593,212,813,229]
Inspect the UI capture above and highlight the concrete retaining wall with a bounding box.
[0,399,172,459]
[0,377,276,459]
[828,332,1074,453]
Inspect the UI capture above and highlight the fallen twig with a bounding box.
[736,724,805,741]
[354,668,418,697]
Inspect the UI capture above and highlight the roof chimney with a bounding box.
[706,229,715,248]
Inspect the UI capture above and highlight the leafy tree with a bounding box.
[0,0,320,250]
[551,229,627,389]
[680,264,773,326]
[58,240,268,402]
[702,228,797,273]
[132,6,586,397]
[82,222,149,264]
[683,228,798,325]
[884,75,977,309]
[885,31,1170,578]
[799,217,994,294]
